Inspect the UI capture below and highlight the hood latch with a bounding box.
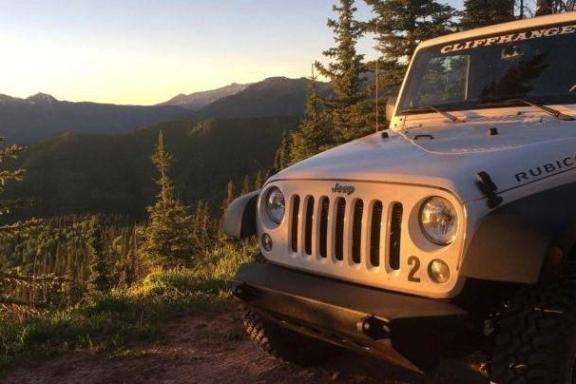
[476,171,503,209]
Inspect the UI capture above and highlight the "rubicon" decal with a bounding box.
[515,155,576,183]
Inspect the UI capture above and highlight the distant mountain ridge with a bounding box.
[1,76,328,144]
[159,83,250,111]
[196,76,330,119]
[0,93,194,144]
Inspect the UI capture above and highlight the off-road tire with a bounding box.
[491,273,576,384]
[243,309,338,366]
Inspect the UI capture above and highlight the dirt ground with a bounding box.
[1,307,490,384]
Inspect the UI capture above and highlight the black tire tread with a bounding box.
[491,273,576,384]
[243,309,337,367]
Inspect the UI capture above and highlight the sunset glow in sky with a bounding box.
[0,0,463,105]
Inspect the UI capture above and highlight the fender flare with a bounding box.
[461,182,576,284]
[460,214,549,284]
[223,191,260,239]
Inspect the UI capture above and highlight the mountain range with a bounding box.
[159,83,250,111]
[1,76,325,144]
[0,93,194,144]
[0,76,329,219]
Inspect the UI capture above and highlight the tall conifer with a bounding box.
[365,0,457,88]
[462,0,515,29]
[316,0,370,143]
[222,180,235,213]
[142,131,196,266]
[290,73,334,163]
[0,138,25,216]
[274,131,293,171]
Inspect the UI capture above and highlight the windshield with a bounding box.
[398,22,576,114]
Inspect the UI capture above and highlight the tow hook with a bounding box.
[233,283,256,301]
[356,315,391,340]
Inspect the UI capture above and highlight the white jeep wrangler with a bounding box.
[224,13,576,383]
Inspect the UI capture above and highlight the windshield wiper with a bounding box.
[481,98,575,121]
[404,105,465,123]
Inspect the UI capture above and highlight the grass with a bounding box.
[0,240,255,374]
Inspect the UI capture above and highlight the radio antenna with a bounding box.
[375,59,380,132]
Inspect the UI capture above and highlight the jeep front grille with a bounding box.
[290,194,403,269]
[260,180,465,298]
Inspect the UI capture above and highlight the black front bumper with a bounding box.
[233,262,470,372]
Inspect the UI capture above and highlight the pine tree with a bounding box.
[462,0,515,29]
[222,180,235,213]
[87,218,112,292]
[274,131,293,171]
[241,175,251,195]
[315,0,370,143]
[535,0,566,15]
[0,138,25,216]
[142,131,196,266]
[365,0,457,88]
[253,171,264,190]
[290,74,335,163]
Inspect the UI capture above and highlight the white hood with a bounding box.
[271,116,576,203]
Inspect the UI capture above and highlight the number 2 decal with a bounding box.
[408,256,421,283]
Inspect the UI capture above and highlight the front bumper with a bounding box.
[233,262,469,372]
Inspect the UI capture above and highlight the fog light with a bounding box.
[428,259,450,284]
[261,233,273,252]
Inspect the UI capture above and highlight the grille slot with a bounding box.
[290,196,300,253]
[389,203,403,270]
[370,201,383,267]
[335,198,346,261]
[351,200,364,264]
[319,197,329,258]
[304,197,315,255]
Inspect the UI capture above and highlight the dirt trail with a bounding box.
[1,307,488,384]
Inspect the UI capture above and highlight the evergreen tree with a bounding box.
[253,171,265,190]
[142,131,196,266]
[87,218,112,292]
[192,201,214,255]
[0,139,25,216]
[315,0,370,143]
[274,131,293,170]
[290,74,335,163]
[535,0,565,14]
[462,0,515,29]
[222,180,236,213]
[240,175,251,195]
[365,0,457,88]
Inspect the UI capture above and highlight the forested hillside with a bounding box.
[196,77,331,119]
[3,116,298,220]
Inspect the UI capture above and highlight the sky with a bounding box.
[0,0,463,105]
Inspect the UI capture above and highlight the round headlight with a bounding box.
[420,197,458,245]
[264,187,285,225]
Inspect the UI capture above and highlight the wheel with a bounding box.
[243,309,339,366]
[490,273,576,384]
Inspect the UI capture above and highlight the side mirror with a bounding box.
[385,96,398,123]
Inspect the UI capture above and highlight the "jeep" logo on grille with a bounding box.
[332,183,355,195]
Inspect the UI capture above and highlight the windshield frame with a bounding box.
[396,20,576,116]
